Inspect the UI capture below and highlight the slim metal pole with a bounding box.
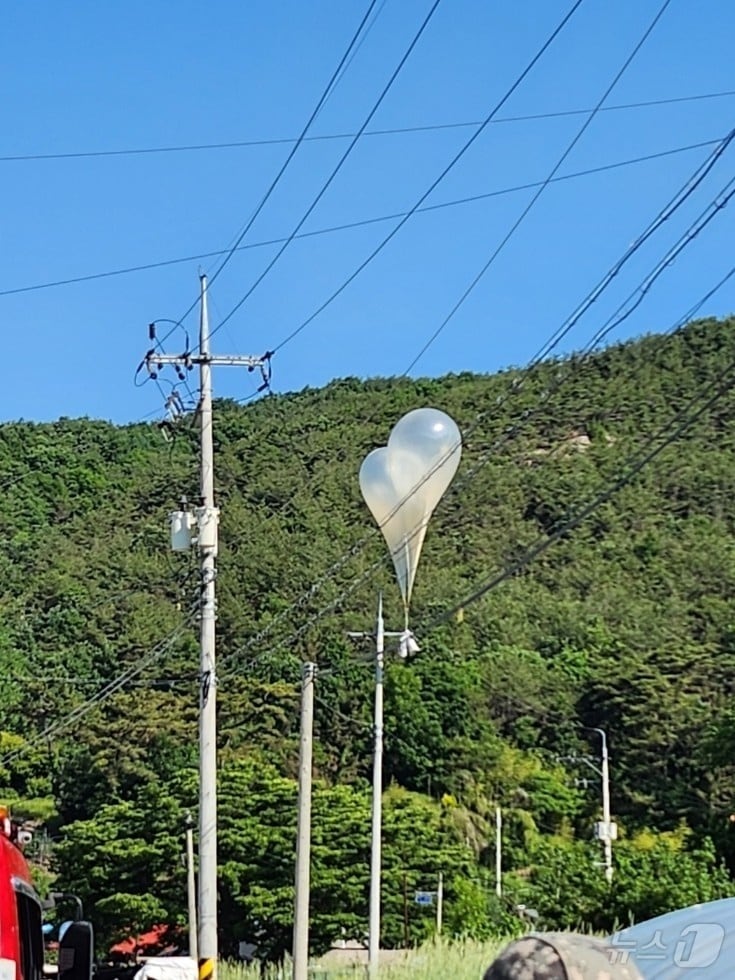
[186,818,198,962]
[599,730,613,884]
[368,595,385,980]
[436,873,443,936]
[293,663,316,980]
[495,807,502,898]
[198,274,218,980]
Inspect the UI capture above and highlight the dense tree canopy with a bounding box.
[2,318,735,956]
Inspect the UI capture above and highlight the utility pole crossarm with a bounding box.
[148,353,268,369]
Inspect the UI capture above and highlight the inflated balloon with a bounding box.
[359,408,462,621]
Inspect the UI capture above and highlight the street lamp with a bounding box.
[561,727,616,883]
[358,408,462,978]
[586,727,615,885]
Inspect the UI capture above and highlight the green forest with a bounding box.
[1,317,735,958]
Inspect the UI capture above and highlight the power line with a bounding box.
[5,141,732,704]
[217,240,735,676]
[523,132,735,368]
[324,0,390,107]
[401,0,675,373]
[7,273,735,772]
[0,609,198,769]
[208,0,446,342]
[157,0,382,347]
[426,354,735,628]
[244,137,735,624]
[1,89,732,163]
[165,141,735,627]
[267,0,589,353]
[0,136,718,301]
[219,282,735,682]
[10,278,735,763]
[410,126,735,376]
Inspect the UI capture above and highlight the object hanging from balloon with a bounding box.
[359,407,462,626]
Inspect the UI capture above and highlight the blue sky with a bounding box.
[2,0,734,424]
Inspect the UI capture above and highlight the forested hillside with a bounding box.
[1,318,735,956]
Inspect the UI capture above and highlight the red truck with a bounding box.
[0,807,92,980]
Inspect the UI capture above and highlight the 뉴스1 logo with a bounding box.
[609,922,726,969]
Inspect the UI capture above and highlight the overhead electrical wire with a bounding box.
[9,263,734,758]
[207,0,447,342]
[7,215,735,763]
[408,123,735,374]
[217,261,735,680]
[12,271,731,758]
[523,132,735,368]
[155,0,383,347]
[235,131,735,616]
[261,0,592,353]
[401,0,675,373]
[10,152,728,697]
[0,608,199,768]
[1,89,732,163]
[425,355,735,628]
[324,0,390,108]
[215,172,735,675]
[0,136,719,301]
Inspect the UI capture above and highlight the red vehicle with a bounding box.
[0,807,92,980]
[0,806,44,980]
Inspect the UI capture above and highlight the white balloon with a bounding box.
[388,408,462,507]
[359,408,462,614]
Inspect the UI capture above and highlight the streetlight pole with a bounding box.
[593,728,614,885]
[368,596,385,980]
[436,873,443,936]
[558,728,615,883]
[348,597,409,980]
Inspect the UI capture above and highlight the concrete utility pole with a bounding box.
[186,813,198,962]
[160,275,268,980]
[293,662,316,980]
[197,276,218,980]
[495,806,502,898]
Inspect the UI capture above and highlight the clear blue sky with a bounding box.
[2,0,734,424]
